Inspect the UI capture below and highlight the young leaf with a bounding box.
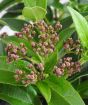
[23,0,47,9]
[68,6,88,48]
[44,50,58,73]
[37,81,51,103]
[22,6,46,21]
[45,75,85,105]
[56,28,75,52]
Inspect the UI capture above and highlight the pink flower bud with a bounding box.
[28,64,33,68]
[55,68,63,76]
[14,75,20,81]
[37,63,44,71]
[26,74,35,80]
[15,70,23,75]
[65,62,70,67]
[64,43,70,49]
[31,42,36,47]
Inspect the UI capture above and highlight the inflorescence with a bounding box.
[54,57,81,77]
[4,20,82,86]
[15,20,60,56]
[64,38,82,55]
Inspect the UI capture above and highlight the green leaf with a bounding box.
[56,28,75,52]
[49,90,70,105]
[68,6,88,48]
[77,80,88,93]
[0,84,36,105]
[80,0,88,4]
[77,80,88,99]
[60,16,72,30]
[0,70,17,85]
[60,11,88,30]
[45,75,85,105]
[0,57,29,85]
[0,18,28,31]
[0,40,6,56]
[23,0,47,9]
[0,0,15,11]
[0,56,14,71]
[37,81,51,103]
[0,57,18,85]
[24,86,42,105]
[22,6,46,21]
[44,50,58,73]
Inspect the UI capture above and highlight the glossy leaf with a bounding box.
[0,70,17,85]
[0,84,38,105]
[0,18,28,31]
[49,90,69,105]
[68,6,88,48]
[45,75,85,105]
[23,85,42,105]
[56,28,75,52]
[0,57,30,85]
[0,56,15,71]
[60,11,88,30]
[44,50,58,73]
[0,57,17,85]
[23,0,47,9]
[37,81,51,103]
[22,6,46,21]
[0,0,15,11]
[77,80,88,99]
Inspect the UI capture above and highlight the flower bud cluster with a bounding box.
[28,62,44,72]
[64,38,82,55]
[14,61,45,86]
[5,43,27,62]
[54,22,62,31]
[54,57,81,77]
[14,69,37,87]
[15,21,61,56]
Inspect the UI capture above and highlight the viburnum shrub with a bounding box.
[3,20,82,87]
[0,20,85,105]
[0,0,88,105]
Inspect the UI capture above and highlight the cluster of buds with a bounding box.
[54,57,81,77]
[54,22,62,31]
[64,38,82,55]
[28,63,44,72]
[5,43,27,62]
[15,20,61,56]
[0,32,8,38]
[14,69,37,87]
[28,62,45,79]
[14,62,45,86]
